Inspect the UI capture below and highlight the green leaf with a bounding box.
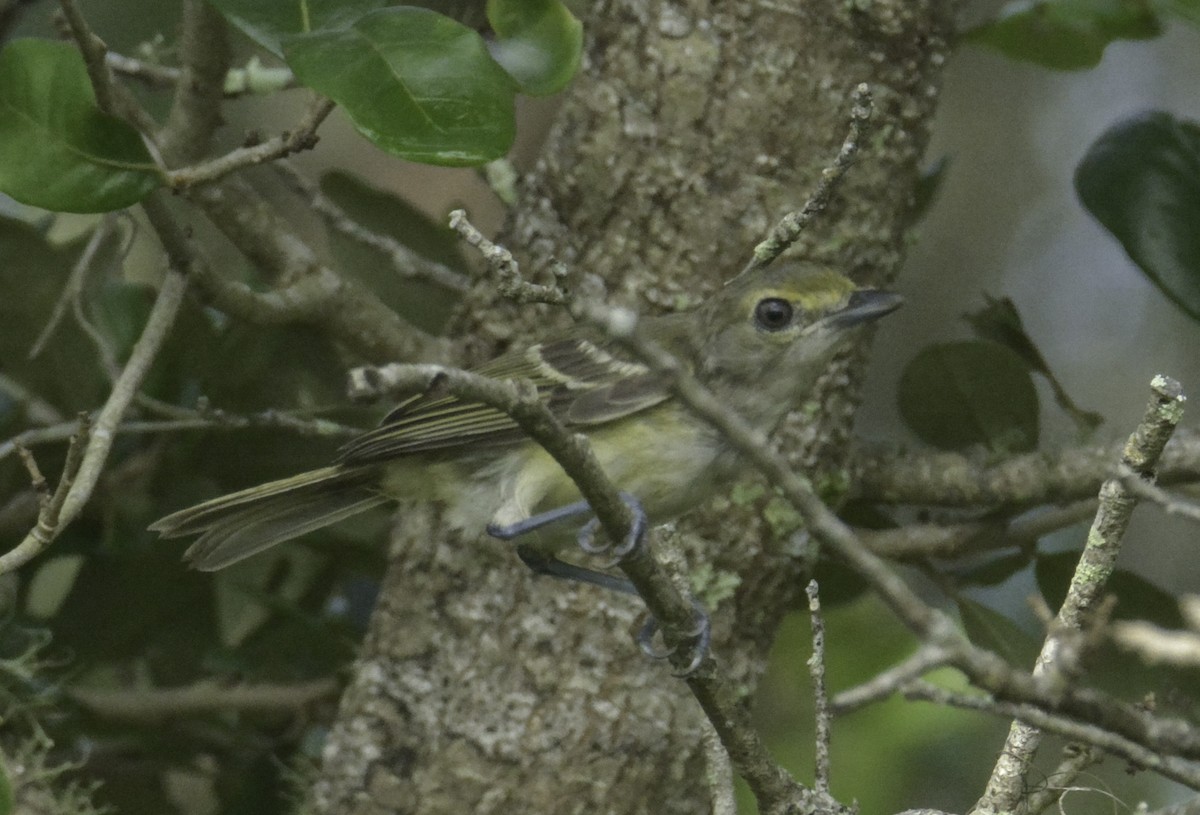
[206,0,386,57]
[964,294,1103,434]
[1075,111,1200,322]
[966,0,1162,70]
[1037,551,1186,628]
[897,340,1040,453]
[956,597,1042,666]
[954,550,1036,587]
[486,0,582,95]
[0,40,160,213]
[284,7,518,165]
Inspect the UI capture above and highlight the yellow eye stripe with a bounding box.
[738,271,855,315]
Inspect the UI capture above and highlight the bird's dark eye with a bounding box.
[753,297,793,331]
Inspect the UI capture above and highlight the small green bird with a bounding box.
[151,263,901,574]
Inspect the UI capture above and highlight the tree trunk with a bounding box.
[311,1,956,812]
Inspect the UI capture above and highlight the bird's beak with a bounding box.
[827,289,904,329]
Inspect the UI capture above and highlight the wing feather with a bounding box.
[337,335,675,465]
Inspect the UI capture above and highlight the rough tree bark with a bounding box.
[311,1,957,812]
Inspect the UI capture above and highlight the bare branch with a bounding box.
[1117,462,1200,523]
[165,95,335,189]
[1,407,357,464]
[56,0,160,138]
[0,416,90,573]
[701,721,738,815]
[449,209,568,305]
[906,681,1200,791]
[852,428,1200,509]
[859,498,1099,561]
[0,374,65,427]
[69,678,338,722]
[1022,745,1104,815]
[187,177,436,363]
[830,644,952,714]
[807,580,833,797]
[739,82,873,277]
[275,162,469,293]
[157,0,231,165]
[1111,620,1200,668]
[977,375,1186,813]
[29,215,124,369]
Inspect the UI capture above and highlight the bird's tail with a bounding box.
[150,466,386,571]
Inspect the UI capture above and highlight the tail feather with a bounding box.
[151,466,386,571]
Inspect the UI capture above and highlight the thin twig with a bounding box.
[1111,620,1200,668]
[107,52,295,97]
[69,678,338,722]
[1022,745,1104,815]
[57,0,160,138]
[187,177,437,363]
[275,162,469,292]
[859,498,1099,561]
[852,427,1200,508]
[830,644,952,714]
[807,580,833,796]
[1116,462,1200,522]
[165,95,336,189]
[906,681,1200,791]
[0,416,90,573]
[449,209,568,305]
[738,82,873,278]
[701,720,738,815]
[0,409,358,463]
[0,374,65,427]
[976,375,1186,814]
[0,198,191,575]
[29,214,122,366]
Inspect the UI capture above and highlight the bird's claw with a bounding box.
[637,599,712,677]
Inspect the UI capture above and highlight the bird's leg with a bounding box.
[486,492,648,564]
[488,494,710,676]
[514,546,637,595]
[486,494,644,593]
[637,602,712,677]
[485,498,595,539]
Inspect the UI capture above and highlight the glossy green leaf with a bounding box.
[284,7,517,165]
[1037,551,1186,628]
[954,550,1035,587]
[898,340,1040,453]
[964,294,1103,433]
[206,0,386,57]
[486,0,582,95]
[966,0,1161,70]
[0,40,160,213]
[1075,111,1200,322]
[957,597,1042,667]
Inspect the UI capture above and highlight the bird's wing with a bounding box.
[336,336,673,465]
